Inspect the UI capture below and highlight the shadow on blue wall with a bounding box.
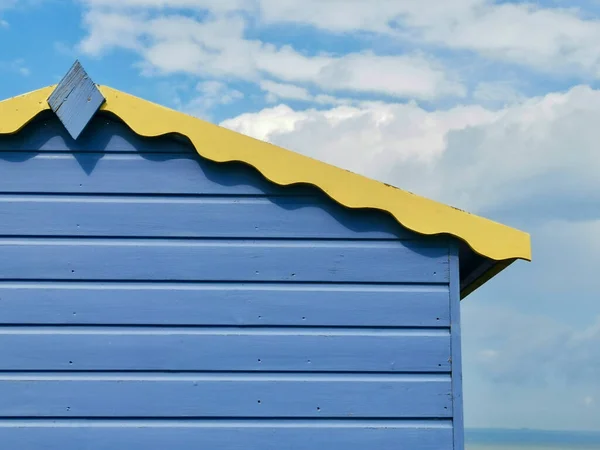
[0,111,450,249]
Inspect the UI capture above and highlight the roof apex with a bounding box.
[47,60,105,140]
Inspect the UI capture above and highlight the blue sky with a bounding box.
[1,0,600,432]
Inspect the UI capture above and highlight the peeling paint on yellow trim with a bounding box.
[0,85,532,264]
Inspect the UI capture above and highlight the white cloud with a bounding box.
[81,0,250,13]
[432,85,600,216]
[221,104,312,142]
[259,80,354,105]
[172,80,244,120]
[259,0,600,77]
[472,81,524,106]
[415,2,600,75]
[0,18,8,28]
[78,10,465,100]
[256,0,471,34]
[198,80,243,102]
[260,80,312,103]
[79,10,145,55]
[80,0,600,80]
[221,84,600,223]
[220,99,497,198]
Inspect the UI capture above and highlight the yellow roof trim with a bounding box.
[0,85,531,264]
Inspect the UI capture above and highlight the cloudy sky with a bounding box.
[1,0,599,432]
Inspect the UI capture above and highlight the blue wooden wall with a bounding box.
[0,113,463,450]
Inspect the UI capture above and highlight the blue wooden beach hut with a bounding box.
[0,62,531,450]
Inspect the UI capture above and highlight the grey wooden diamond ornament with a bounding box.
[47,60,106,140]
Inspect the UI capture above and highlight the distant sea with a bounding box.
[466,429,600,450]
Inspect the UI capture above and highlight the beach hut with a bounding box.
[0,61,531,450]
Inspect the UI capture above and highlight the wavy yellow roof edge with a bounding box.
[0,84,532,263]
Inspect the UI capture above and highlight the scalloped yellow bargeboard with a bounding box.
[0,84,531,297]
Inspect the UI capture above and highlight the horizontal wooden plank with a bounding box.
[0,375,451,418]
[0,196,412,240]
[0,115,193,153]
[0,283,450,327]
[0,329,451,372]
[0,152,313,196]
[0,420,453,450]
[0,239,449,283]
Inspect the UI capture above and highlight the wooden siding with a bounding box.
[450,243,465,450]
[0,421,453,450]
[0,114,457,450]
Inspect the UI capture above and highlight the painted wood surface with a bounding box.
[0,238,448,283]
[0,152,315,195]
[47,62,105,140]
[0,195,420,240]
[0,114,192,153]
[0,329,451,372]
[0,374,452,417]
[0,116,457,448]
[0,283,451,327]
[450,244,465,450]
[0,421,453,450]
